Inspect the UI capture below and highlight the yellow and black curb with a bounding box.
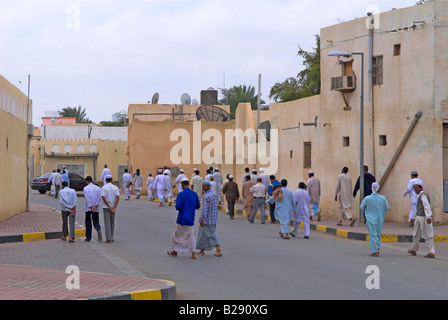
[308,224,448,243]
[0,207,85,244]
[85,280,176,300]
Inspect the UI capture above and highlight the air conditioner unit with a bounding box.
[331,75,356,91]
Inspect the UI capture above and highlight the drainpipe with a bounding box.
[368,13,376,177]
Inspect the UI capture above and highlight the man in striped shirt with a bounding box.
[196,181,222,257]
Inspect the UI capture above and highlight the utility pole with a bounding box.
[26,74,31,212]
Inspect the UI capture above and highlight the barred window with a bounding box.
[373,55,383,85]
[303,142,312,169]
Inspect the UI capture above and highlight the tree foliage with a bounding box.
[219,84,265,118]
[58,105,93,123]
[269,35,321,103]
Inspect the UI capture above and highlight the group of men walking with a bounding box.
[58,172,120,244]
[48,166,70,198]
[55,163,436,260]
[334,167,435,258]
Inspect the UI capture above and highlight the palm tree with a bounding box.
[219,85,265,118]
[58,106,92,123]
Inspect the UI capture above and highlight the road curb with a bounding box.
[0,207,86,244]
[86,280,176,300]
[308,222,448,243]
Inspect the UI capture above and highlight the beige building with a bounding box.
[32,124,128,187]
[0,74,33,221]
[260,1,448,225]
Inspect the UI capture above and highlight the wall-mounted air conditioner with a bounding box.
[331,75,356,91]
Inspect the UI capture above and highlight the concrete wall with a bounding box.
[0,75,32,221]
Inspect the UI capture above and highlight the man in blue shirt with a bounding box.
[268,175,281,224]
[168,178,200,259]
[62,170,70,187]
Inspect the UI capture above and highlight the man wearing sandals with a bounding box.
[196,181,222,257]
[167,178,200,259]
[408,182,436,259]
[335,167,356,227]
[360,183,389,257]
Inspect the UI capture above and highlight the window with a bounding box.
[343,136,350,147]
[303,142,312,168]
[393,44,401,56]
[373,55,383,85]
[379,135,387,146]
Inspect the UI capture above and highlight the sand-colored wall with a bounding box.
[0,75,32,221]
[128,117,234,195]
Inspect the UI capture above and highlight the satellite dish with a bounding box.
[196,105,232,122]
[207,87,215,90]
[151,93,159,104]
[181,93,191,105]
[192,99,199,105]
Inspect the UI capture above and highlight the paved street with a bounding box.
[24,191,448,300]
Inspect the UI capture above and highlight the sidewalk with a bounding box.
[0,203,176,300]
[228,201,448,243]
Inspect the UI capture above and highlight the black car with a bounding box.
[31,172,88,194]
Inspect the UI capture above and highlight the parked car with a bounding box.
[31,172,88,194]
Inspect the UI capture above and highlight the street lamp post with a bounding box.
[328,51,365,225]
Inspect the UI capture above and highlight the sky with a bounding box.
[0,0,417,126]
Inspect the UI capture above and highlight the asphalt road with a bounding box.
[31,192,448,300]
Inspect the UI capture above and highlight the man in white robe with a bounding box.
[163,171,173,206]
[403,170,424,226]
[153,170,167,207]
[100,164,111,186]
[258,168,270,194]
[123,169,133,200]
[209,176,217,196]
[146,173,154,200]
[191,170,203,199]
[213,167,223,204]
[133,169,143,199]
[173,169,187,194]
